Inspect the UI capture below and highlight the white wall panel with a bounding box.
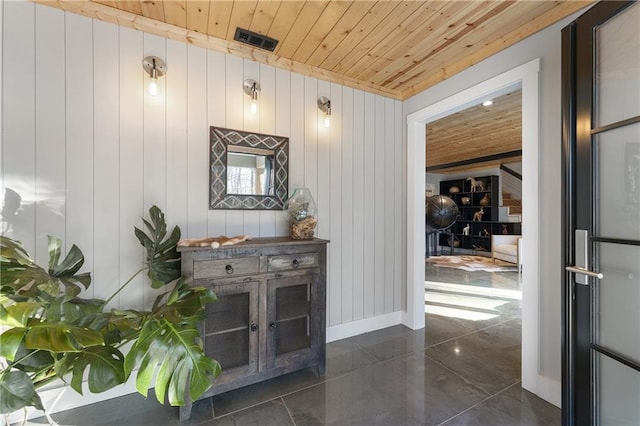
[258,63,276,237]
[34,6,66,263]
[289,73,305,190]
[224,55,245,236]
[340,87,354,321]
[3,1,36,254]
[118,27,144,311]
[1,2,406,413]
[384,98,396,313]
[303,77,318,199]
[166,39,188,234]
[64,12,94,296]
[363,92,375,318]
[394,101,403,312]
[316,79,331,240]
[328,83,343,326]
[374,96,385,315]
[206,50,227,236]
[93,20,121,302]
[274,68,291,236]
[352,90,365,320]
[186,44,208,239]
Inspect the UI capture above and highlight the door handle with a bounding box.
[565,265,604,280]
[570,229,604,285]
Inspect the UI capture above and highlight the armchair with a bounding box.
[491,234,522,274]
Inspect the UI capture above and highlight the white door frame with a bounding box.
[404,58,542,395]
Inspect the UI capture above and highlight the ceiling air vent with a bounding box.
[234,27,278,52]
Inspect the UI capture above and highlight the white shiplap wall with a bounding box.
[0,1,403,334]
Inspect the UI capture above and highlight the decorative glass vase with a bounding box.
[287,188,317,239]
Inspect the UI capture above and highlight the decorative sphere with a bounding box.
[426,195,459,233]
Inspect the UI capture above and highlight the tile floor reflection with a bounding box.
[26,262,559,425]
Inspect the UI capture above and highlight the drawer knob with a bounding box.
[292,259,300,268]
[269,322,277,330]
[250,322,258,332]
[225,264,234,274]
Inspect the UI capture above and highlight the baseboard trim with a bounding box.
[326,311,403,342]
[2,379,140,424]
[522,374,562,408]
[535,375,562,408]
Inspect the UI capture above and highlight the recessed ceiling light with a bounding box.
[482,100,493,107]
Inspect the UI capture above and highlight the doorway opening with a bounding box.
[406,58,544,399]
[424,87,523,379]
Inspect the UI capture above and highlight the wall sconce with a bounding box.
[143,56,167,96]
[243,79,261,114]
[317,96,331,128]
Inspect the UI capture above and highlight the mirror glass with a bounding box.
[210,127,288,210]
[226,146,275,196]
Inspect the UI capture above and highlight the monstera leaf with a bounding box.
[124,279,220,405]
[0,206,219,417]
[0,235,90,302]
[0,371,44,414]
[134,205,181,289]
[55,346,125,395]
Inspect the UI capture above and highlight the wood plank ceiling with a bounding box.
[426,89,522,174]
[35,0,593,100]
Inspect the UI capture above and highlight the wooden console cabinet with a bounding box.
[177,237,328,420]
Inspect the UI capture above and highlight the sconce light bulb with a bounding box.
[324,115,330,128]
[149,78,158,96]
[250,99,258,114]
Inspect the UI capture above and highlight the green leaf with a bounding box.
[135,206,182,287]
[0,328,27,360]
[56,346,125,395]
[11,343,55,373]
[25,323,104,353]
[50,244,85,278]
[0,236,34,266]
[47,235,62,273]
[63,297,104,325]
[125,317,221,406]
[0,302,43,327]
[0,370,44,414]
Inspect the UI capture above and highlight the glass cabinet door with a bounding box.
[267,274,318,368]
[203,280,260,380]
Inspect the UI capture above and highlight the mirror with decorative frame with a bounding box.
[209,126,289,210]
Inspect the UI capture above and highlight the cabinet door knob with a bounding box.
[250,322,258,332]
[269,322,277,330]
[292,259,300,268]
[225,264,234,274]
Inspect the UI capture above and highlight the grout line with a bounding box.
[281,396,297,426]
[436,381,522,426]
[424,315,520,349]
[425,347,521,400]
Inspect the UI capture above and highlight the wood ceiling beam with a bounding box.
[33,0,403,100]
[426,150,523,173]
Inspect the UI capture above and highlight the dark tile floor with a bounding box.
[27,262,559,425]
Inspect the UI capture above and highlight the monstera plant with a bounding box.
[0,206,221,420]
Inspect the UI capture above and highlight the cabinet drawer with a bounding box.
[267,253,318,272]
[193,257,260,279]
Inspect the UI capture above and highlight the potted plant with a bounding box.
[0,206,221,423]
